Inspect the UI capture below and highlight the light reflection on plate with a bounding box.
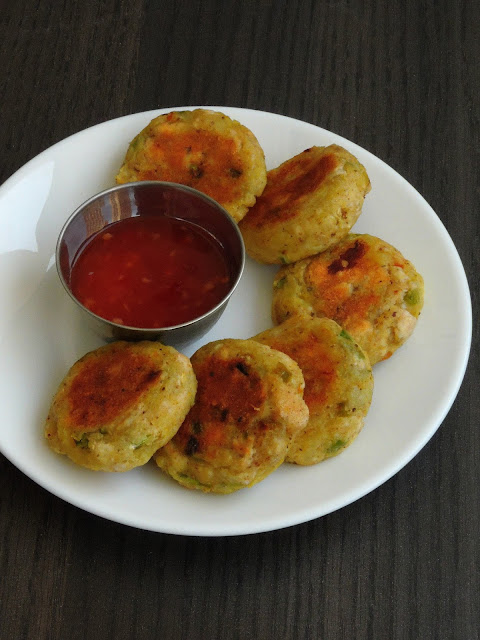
[0,107,472,536]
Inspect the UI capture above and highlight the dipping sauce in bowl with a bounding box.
[57,182,245,345]
[71,216,232,328]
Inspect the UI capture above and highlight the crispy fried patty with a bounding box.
[238,144,371,263]
[272,233,424,364]
[45,341,197,471]
[254,315,373,465]
[116,109,267,223]
[154,338,309,493]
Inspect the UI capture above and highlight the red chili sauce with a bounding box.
[70,216,232,328]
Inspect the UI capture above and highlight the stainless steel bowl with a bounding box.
[56,181,245,347]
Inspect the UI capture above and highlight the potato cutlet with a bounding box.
[272,233,424,364]
[154,338,309,493]
[239,144,371,264]
[45,341,197,472]
[116,108,267,223]
[254,315,373,465]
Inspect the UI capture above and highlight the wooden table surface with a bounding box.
[0,1,478,638]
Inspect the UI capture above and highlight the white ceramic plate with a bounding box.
[0,107,471,536]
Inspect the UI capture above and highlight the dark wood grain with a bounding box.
[0,1,478,639]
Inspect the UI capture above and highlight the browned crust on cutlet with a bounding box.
[171,353,268,459]
[243,148,340,226]
[66,347,162,430]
